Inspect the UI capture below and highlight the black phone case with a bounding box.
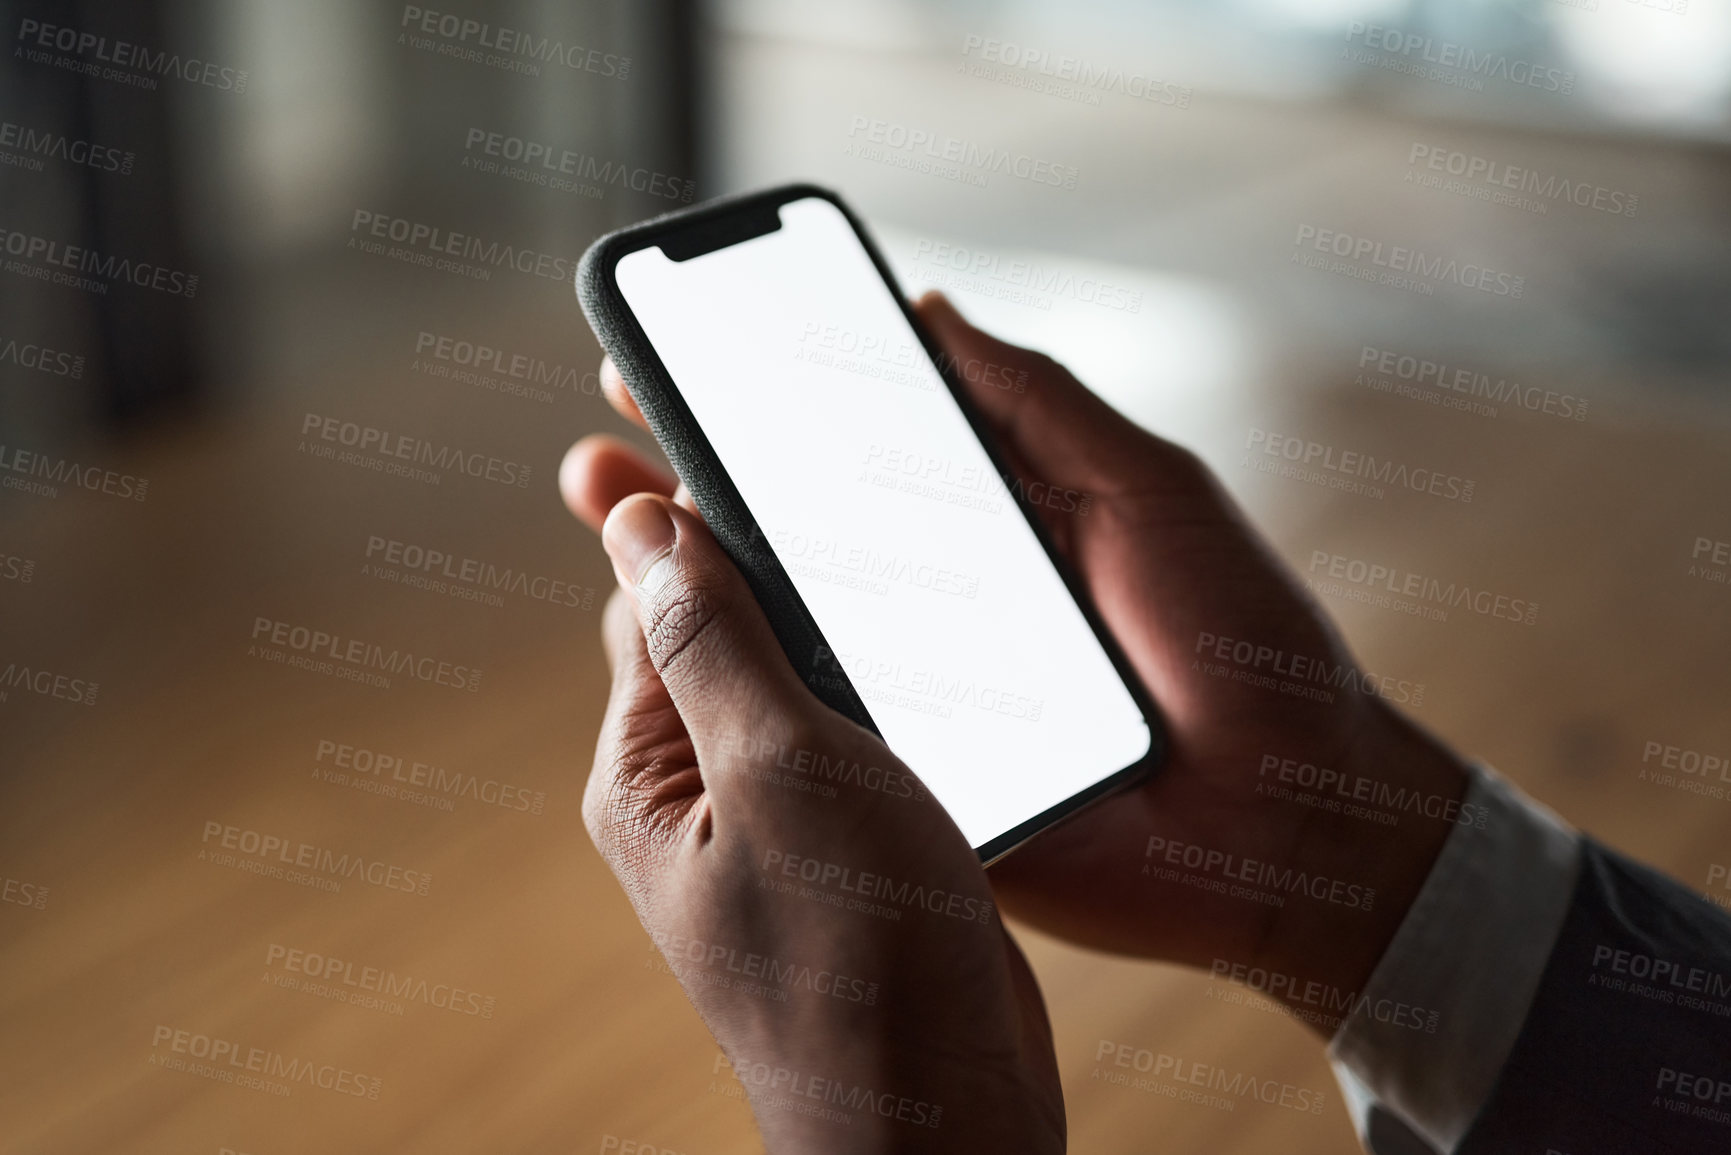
[575,182,1164,863]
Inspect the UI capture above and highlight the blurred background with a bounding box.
[3,0,1729,1151]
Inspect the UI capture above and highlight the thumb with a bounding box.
[914,291,1200,500]
[602,492,812,748]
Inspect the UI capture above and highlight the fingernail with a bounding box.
[603,497,677,589]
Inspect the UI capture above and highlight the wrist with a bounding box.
[739,1051,1059,1154]
[1250,705,1471,1037]
[724,1000,1062,1154]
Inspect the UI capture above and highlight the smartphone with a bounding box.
[577,184,1162,863]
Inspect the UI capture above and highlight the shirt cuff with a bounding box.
[1326,763,1581,1153]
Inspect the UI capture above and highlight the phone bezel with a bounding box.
[576,182,1166,865]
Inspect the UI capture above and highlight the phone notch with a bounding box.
[660,202,784,262]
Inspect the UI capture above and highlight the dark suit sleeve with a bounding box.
[1457,839,1731,1154]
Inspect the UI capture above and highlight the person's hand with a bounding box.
[564,291,1472,1037]
[557,477,1063,1151]
[914,291,1473,1022]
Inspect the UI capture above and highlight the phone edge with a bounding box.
[576,184,882,738]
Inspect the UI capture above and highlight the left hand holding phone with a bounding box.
[566,474,1065,1152]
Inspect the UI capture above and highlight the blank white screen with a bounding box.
[616,196,1150,850]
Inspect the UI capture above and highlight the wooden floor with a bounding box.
[3,297,1729,1154]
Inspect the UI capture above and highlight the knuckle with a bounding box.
[1014,348,1061,385]
[1027,349,1063,374]
[599,587,638,655]
[583,718,695,863]
[582,740,639,851]
[1149,441,1218,498]
[1165,443,1211,482]
[602,585,634,626]
[641,568,723,677]
[579,771,612,847]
